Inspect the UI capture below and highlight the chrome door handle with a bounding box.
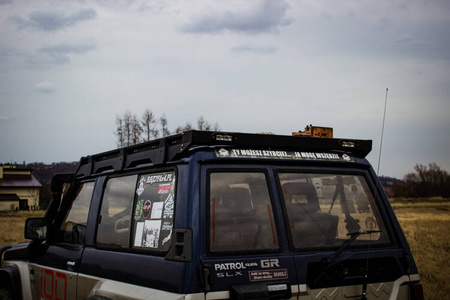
[67,261,76,267]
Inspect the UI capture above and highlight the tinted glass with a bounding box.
[209,172,279,252]
[59,181,95,244]
[97,175,137,247]
[278,173,390,249]
[132,171,176,252]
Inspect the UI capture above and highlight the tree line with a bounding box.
[393,163,450,198]
[115,109,220,147]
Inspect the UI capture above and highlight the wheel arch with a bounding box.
[0,266,22,300]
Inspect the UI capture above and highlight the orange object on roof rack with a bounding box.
[292,125,333,138]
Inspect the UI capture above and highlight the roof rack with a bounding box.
[75,130,372,177]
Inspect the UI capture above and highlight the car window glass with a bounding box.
[58,181,95,244]
[132,171,176,252]
[97,175,137,247]
[278,173,390,249]
[209,172,279,252]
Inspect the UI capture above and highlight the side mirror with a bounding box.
[25,218,48,240]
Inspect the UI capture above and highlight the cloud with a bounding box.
[37,40,97,64]
[11,8,96,31]
[231,45,277,54]
[34,81,55,93]
[0,0,12,5]
[138,1,168,13]
[181,0,292,34]
[0,115,14,121]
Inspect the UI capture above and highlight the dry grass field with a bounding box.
[0,210,44,246]
[1,202,449,299]
[391,202,450,299]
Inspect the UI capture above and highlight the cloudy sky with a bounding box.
[1,0,449,178]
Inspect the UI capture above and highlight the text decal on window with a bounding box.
[133,171,175,251]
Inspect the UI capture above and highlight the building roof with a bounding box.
[0,174,42,188]
[0,166,42,188]
[0,194,21,201]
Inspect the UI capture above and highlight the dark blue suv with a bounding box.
[0,130,424,300]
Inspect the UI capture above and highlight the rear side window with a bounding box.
[96,171,176,253]
[132,171,176,252]
[97,175,137,247]
[209,172,279,252]
[278,173,390,249]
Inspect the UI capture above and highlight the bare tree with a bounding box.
[175,122,193,134]
[28,188,40,210]
[197,116,220,131]
[142,109,158,141]
[131,114,143,145]
[212,121,221,131]
[115,109,221,147]
[115,115,125,147]
[396,163,450,197]
[160,114,171,137]
[116,111,141,147]
[197,116,210,131]
[123,111,134,146]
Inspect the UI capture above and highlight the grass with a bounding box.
[0,210,45,246]
[1,203,449,299]
[392,202,450,299]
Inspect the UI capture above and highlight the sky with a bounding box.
[1,0,449,179]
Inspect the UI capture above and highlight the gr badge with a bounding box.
[261,259,280,268]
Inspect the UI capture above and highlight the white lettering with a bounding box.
[145,173,173,184]
[301,152,316,159]
[231,149,241,156]
[214,262,247,271]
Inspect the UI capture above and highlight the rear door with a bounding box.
[275,169,406,298]
[200,166,298,299]
[29,180,95,300]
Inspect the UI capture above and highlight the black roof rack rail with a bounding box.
[75,130,372,177]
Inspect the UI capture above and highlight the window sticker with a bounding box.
[134,222,145,246]
[134,199,144,221]
[142,200,152,219]
[136,180,145,196]
[151,202,164,219]
[161,223,173,246]
[163,194,174,219]
[143,173,174,184]
[133,171,176,251]
[143,220,161,248]
[158,183,171,194]
[215,148,354,162]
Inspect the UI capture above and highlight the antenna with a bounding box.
[377,88,389,176]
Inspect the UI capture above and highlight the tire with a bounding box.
[0,287,13,300]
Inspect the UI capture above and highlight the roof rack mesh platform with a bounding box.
[75,130,372,177]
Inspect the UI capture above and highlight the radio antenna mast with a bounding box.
[377,88,389,176]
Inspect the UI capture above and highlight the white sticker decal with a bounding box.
[151,202,164,219]
[215,149,354,162]
[136,180,145,196]
[134,222,144,246]
[143,220,161,248]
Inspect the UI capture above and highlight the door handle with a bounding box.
[67,261,76,267]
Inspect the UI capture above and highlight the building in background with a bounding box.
[0,166,42,211]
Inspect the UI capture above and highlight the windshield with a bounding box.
[278,172,389,249]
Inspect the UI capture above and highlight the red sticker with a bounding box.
[143,200,152,219]
[158,183,171,194]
